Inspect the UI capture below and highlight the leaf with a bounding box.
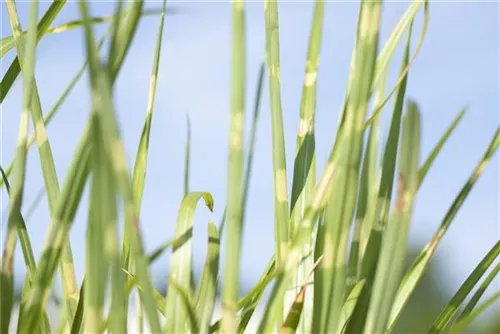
[163,192,214,334]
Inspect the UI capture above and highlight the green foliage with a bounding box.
[1,0,498,333]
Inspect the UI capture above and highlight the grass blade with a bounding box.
[18,125,92,333]
[457,263,500,320]
[78,2,162,331]
[344,22,413,334]
[286,1,324,331]
[418,108,466,186]
[4,1,82,323]
[0,9,163,59]
[428,240,500,333]
[0,1,40,331]
[388,127,500,331]
[0,0,66,103]
[221,0,246,332]
[313,2,382,333]
[364,100,421,334]
[449,291,500,334]
[0,26,112,190]
[163,192,214,333]
[264,0,290,271]
[168,279,201,334]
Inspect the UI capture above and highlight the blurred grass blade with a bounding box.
[286,1,324,331]
[0,9,162,58]
[221,0,246,332]
[78,1,162,331]
[194,222,221,334]
[0,0,66,103]
[0,0,38,330]
[428,240,500,333]
[449,291,500,334]
[0,26,112,190]
[18,125,92,333]
[388,127,500,331]
[108,0,144,83]
[418,108,466,186]
[4,1,81,324]
[163,192,214,333]
[364,100,421,334]
[457,263,500,319]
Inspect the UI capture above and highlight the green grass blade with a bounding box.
[0,1,39,331]
[78,2,162,331]
[264,0,290,271]
[280,257,321,334]
[69,280,85,334]
[18,125,92,333]
[168,279,201,334]
[344,23,412,334]
[387,127,500,331]
[337,279,366,333]
[428,240,500,333]
[364,100,421,334]
[163,192,214,333]
[4,1,82,323]
[108,0,144,84]
[418,108,466,186]
[449,291,500,334]
[286,1,324,331]
[241,60,265,225]
[312,2,382,333]
[195,222,221,334]
[346,72,386,295]
[457,263,500,320]
[0,0,66,103]
[221,0,246,332]
[84,116,111,333]
[365,0,429,128]
[132,0,167,213]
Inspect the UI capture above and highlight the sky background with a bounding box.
[1,0,499,320]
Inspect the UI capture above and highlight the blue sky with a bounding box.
[1,0,498,308]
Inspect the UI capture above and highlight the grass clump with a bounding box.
[1,0,498,333]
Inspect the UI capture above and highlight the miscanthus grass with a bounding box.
[1,1,499,333]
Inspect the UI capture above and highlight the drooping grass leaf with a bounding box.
[163,192,214,333]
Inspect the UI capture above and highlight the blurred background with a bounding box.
[1,1,499,332]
